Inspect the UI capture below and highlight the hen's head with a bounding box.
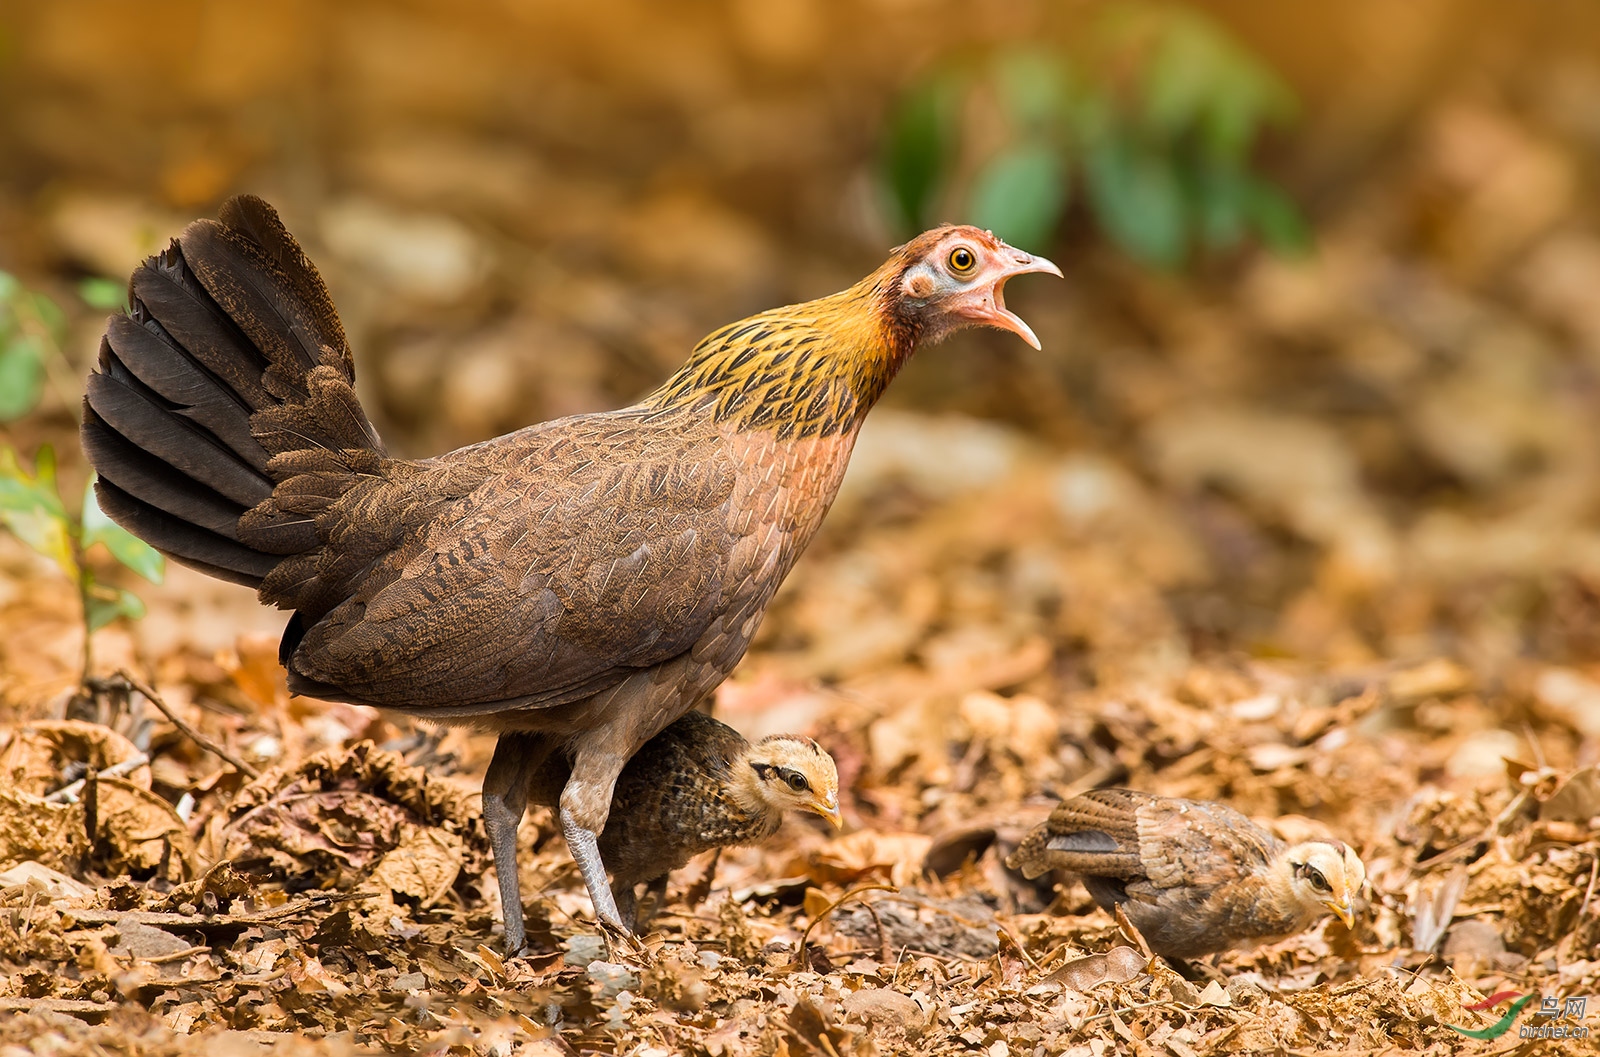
[885,226,1062,349]
[744,735,842,828]
[1276,840,1367,930]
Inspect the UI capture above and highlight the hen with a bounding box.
[1008,788,1365,962]
[524,709,839,931]
[80,195,1059,951]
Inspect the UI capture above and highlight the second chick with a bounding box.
[1008,788,1365,963]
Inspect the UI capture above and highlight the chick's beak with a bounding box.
[956,246,1063,350]
[811,795,844,830]
[1326,898,1355,930]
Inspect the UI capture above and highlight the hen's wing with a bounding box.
[280,413,746,712]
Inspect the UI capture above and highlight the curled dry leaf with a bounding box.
[0,720,149,795]
[224,786,412,885]
[0,788,87,871]
[214,742,486,888]
[91,776,193,881]
[785,996,862,1057]
[369,825,464,905]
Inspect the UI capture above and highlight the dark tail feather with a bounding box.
[81,194,385,590]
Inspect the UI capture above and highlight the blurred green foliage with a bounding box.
[0,272,162,674]
[881,2,1306,267]
[0,271,66,421]
[0,443,163,639]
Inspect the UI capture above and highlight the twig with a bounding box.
[794,883,897,966]
[45,753,148,803]
[144,945,211,964]
[1079,996,1177,1026]
[858,897,893,964]
[116,669,260,779]
[1114,903,1154,961]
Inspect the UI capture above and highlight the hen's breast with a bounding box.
[659,423,858,707]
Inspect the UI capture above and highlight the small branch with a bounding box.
[794,883,897,967]
[116,669,261,779]
[860,897,893,965]
[45,752,148,803]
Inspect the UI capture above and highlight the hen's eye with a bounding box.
[783,770,810,793]
[948,246,976,273]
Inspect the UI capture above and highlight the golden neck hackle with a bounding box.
[646,266,916,439]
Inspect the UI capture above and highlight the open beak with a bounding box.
[811,795,843,830]
[956,246,1063,350]
[1326,898,1355,930]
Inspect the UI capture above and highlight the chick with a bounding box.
[1008,788,1365,962]
[526,710,840,932]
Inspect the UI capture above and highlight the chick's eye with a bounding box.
[1308,869,1330,892]
[784,771,810,793]
[948,246,976,273]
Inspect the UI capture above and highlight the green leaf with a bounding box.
[0,443,78,579]
[0,335,45,421]
[1189,162,1252,252]
[968,141,1068,253]
[79,277,129,312]
[1141,10,1221,140]
[994,49,1072,133]
[1200,61,1294,164]
[882,69,964,232]
[1245,180,1312,257]
[81,476,165,583]
[26,291,66,345]
[1083,132,1189,269]
[83,575,146,633]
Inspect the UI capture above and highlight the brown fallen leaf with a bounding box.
[785,997,863,1057]
[0,860,94,902]
[90,776,194,881]
[1042,945,1148,991]
[1541,766,1600,822]
[369,826,464,905]
[800,831,932,887]
[0,789,88,871]
[215,742,486,888]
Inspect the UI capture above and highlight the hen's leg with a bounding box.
[483,732,546,955]
[561,680,683,938]
[561,808,626,929]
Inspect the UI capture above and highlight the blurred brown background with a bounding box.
[2,8,1600,1045]
[3,0,1600,701]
